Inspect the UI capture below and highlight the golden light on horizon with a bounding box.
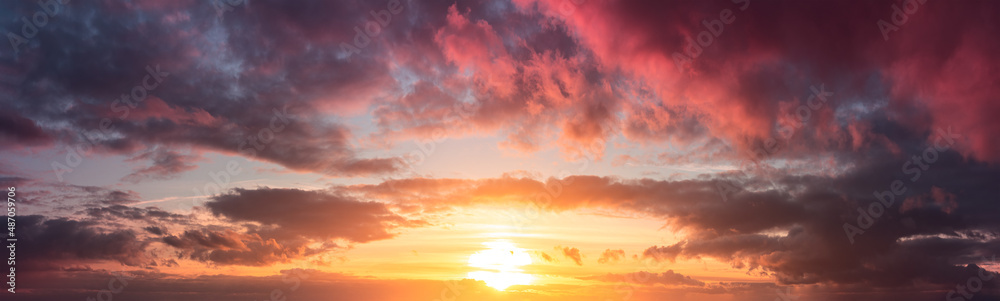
[467,240,535,290]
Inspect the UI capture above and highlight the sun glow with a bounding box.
[467,240,535,290]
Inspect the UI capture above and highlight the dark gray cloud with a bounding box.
[0,0,415,177]
[16,215,152,268]
[84,204,186,221]
[121,148,201,183]
[161,228,310,266]
[0,110,52,148]
[206,187,424,243]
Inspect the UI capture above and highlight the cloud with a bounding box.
[4,0,1000,175]
[335,133,1000,290]
[534,251,555,263]
[0,175,29,187]
[85,204,186,222]
[163,229,248,251]
[0,0,409,177]
[0,111,52,148]
[368,3,620,159]
[2,1,1000,300]
[7,184,438,268]
[206,187,425,243]
[642,244,684,264]
[16,215,153,268]
[501,0,1000,166]
[144,226,166,235]
[597,249,625,264]
[559,246,583,266]
[121,148,202,183]
[580,270,705,287]
[8,184,433,268]
[162,229,310,266]
[10,269,640,301]
[11,184,142,209]
[3,0,988,176]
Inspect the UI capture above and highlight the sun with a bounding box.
[467,240,535,290]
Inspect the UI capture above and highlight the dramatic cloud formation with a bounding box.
[2,0,406,177]
[515,0,1000,165]
[336,144,1000,290]
[2,0,999,300]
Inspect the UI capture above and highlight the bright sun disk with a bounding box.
[467,240,535,290]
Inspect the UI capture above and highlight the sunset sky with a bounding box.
[2,0,1000,300]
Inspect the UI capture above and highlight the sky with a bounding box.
[1,0,999,300]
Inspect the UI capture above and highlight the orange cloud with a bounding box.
[558,246,583,266]
[597,249,625,264]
